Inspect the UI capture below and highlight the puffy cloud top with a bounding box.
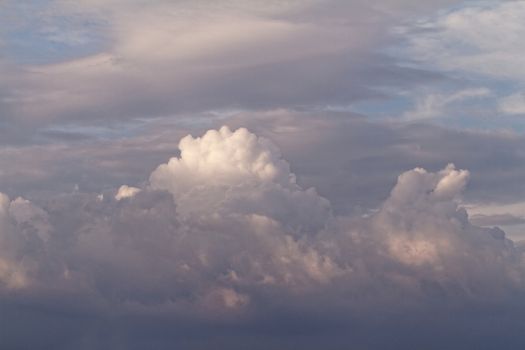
[150,126,295,192]
[366,163,521,292]
[150,126,331,233]
[115,185,141,200]
[386,163,469,207]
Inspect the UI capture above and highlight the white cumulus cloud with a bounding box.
[150,126,331,234]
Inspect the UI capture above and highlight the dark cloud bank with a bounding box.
[1,126,525,350]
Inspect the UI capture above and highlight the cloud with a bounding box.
[149,126,331,233]
[1,126,525,348]
[3,1,525,347]
[499,92,525,115]
[401,1,525,81]
[115,185,141,200]
[0,0,453,144]
[319,161,522,301]
[4,108,525,226]
[396,1,525,124]
[0,193,27,289]
[225,110,525,219]
[370,164,518,284]
[0,193,53,289]
[403,87,491,120]
[470,213,525,227]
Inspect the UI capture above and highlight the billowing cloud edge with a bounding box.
[0,126,523,318]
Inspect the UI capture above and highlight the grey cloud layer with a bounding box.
[1,126,525,349]
[0,0,454,144]
[4,110,525,217]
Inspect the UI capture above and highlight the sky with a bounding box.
[2,0,525,349]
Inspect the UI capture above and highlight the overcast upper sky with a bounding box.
[2,1,525,349]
